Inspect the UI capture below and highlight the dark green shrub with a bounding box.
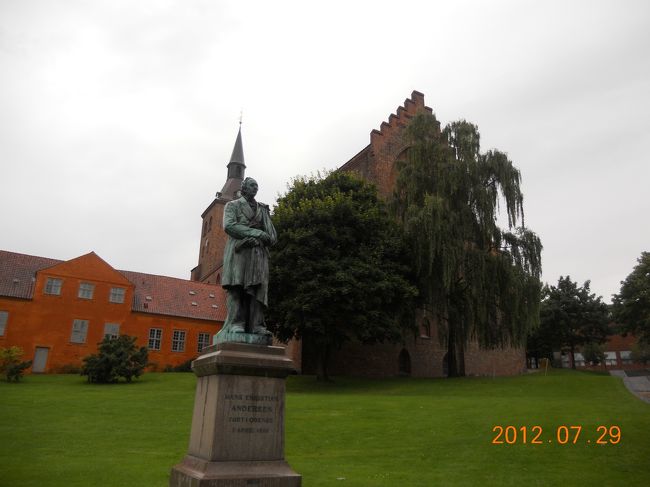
[164,358,195,372]
[56,364,82,374]
[582,342,606,365]
[631,341,650,365]
[81,335,148,383]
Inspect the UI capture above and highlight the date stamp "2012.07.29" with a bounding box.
[491,425,621,445]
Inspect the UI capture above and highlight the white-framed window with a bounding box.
[198,332,211,352]
[172,330,186,352]
[70,319,89,344]
[0,310,8,336]
[605,351,617,366]
[148,328,162,350]
[44,277,62,295]
[620,350,633,365]
[104,323,120,340]
[78,282,94,300]
[109,287,126,304]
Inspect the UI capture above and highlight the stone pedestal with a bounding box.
[170,342,301,487]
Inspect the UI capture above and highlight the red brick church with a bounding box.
[191,91,526,377]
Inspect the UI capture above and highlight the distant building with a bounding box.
[0,250,225,373]
[555,331,643,370]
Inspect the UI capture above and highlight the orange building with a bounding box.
[0,250,225,373]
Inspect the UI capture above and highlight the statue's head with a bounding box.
[240,177,258,199]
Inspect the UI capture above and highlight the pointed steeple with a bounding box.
[219,125,247,200]
[228,126,245,166]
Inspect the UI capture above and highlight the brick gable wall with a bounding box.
[333,91,525,378]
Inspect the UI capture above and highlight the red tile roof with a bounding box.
[120,270,226,322]
[0,250,62,298]
[0,250,225,322]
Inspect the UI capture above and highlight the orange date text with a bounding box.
[491,425,621,445]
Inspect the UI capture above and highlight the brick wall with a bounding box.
[194,198,229,284]
[304,336,526,378]
[464,343,527,376]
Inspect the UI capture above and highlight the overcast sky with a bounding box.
[1,0,648,303]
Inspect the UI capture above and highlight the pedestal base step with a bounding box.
[170,457,301,487]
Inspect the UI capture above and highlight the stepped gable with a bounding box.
[339,90,434,197]
[368,90,432,149]
[0,250,62,299]
[121,270,227,322]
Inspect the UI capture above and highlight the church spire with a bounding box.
[218,125,247,200]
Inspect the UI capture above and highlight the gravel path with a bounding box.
[610,369,650,404]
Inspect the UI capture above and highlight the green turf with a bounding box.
[1,370,648,486]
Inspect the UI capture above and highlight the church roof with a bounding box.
[229,126,245,165]
[220,179,242,201]
[219,126,246,200]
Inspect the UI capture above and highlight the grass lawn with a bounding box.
[1,369,649,486]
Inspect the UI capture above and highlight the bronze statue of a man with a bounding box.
[220,177,277,336]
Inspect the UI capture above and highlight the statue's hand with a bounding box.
[259,232,271,245]
[234,237,259,252]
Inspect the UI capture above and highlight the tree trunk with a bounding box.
[316,344,331,381]
[457,338,466,377]
[570,345,576,370]
[447,323,459,377]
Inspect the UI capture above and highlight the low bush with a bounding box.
[81,335,148,383]
[55,364,82,374]
[163,358,195,372]
[0,346,32,382]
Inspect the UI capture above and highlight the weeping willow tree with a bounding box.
[393,112,542,377]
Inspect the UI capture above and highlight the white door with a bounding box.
[32,347,49,373]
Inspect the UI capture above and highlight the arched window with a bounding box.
[421,318,431,338]
[202,220,207,236]
[398,349,411,377]
[208,216,213,232]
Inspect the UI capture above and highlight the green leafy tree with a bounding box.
[536,276,611,369]
[582,341,606,366]
[0,346,32,382]
[82,335,148,383]
[612,252,650,344]
[526,318,559,366]
[268,171,417,380]
[392,113,542,376]
[630,341,650,365]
